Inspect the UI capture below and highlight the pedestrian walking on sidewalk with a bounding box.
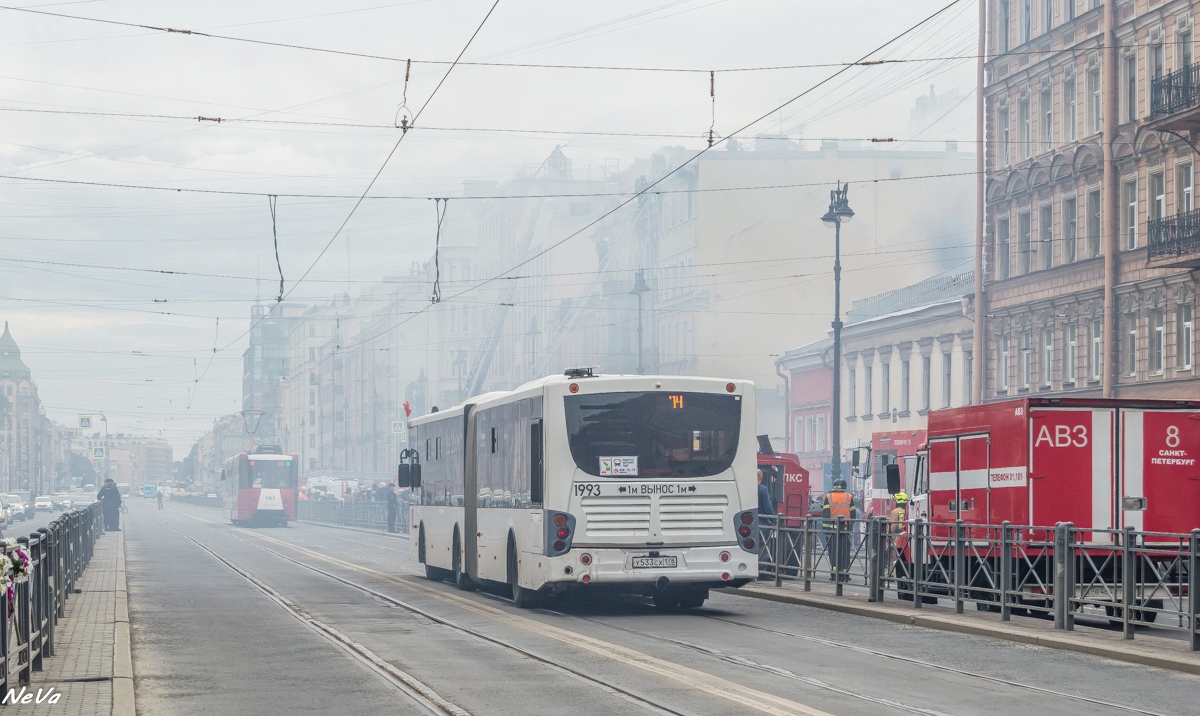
[98,478,123,531]
[156,489,164,510]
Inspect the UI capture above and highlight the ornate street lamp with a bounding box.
[821,182,854,487]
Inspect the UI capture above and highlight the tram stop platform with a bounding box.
[8,529,133,716]
[725,580,1200,676]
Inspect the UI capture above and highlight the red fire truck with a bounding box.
[756,436,810,518]
[899,398,1200,614]
[864,430,926,518]
[911,398,1200,537]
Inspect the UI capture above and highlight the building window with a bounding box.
[308,325,315,337]
[1020,333,1032,388]
[794,418,804,451]
[309,389,315,405]
[1066,324,1078,384]
[1177,164,1193,213]
[1039,203,1053,269]
[881,362,891,414]
[901,359,911,412]
[1178,304,1194,370]
[1087,189,1101,257]
[964,351,973,405]
[1088,69,1101,134]
[812,414,823,451]
[1022,0,1031,43]
[997,217,1011,278]
[847,366,856,417]
[942,352,953,407]
[1020,99,1032,159]
[1182,31,1194,70]
[1150,172,1165,222]
[864,365,873,416]
[1064,79,1076,141]
[1152,43,1164,82]
[999,343,1010,391]
[1090,319,1103,380]
[309,434,316,449]
[1018,211,1032,274]
[1124,55,1137,123]
[1126,313,1138,376]
[308,347,316,361]
[921,354,932,409]
[1043,328,1054,386]
[309,410,315,424]
[1041,88,1053,150]
[1065,0,1075,21]
[1153,310,1166,374]
[803,417,813,452]
[1000,0,1010,52]
[999,107,1010,166]
[1124,179,1138,249]
[808,419,818,454]
[1063,197,1077,263]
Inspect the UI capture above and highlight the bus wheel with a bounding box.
[420,527,447,581]
[452,531,474,591]
[677,588,708,610]
[508,538,539,609]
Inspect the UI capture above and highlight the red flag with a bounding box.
[403,401,412,417]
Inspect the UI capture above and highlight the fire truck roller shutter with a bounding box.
[1122,409,1200,535]
[1030,408,1114,540]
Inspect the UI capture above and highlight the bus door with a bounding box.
[529,415,544,553]
[463,404,479,581]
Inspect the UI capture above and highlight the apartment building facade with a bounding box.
[984,0,1200,399]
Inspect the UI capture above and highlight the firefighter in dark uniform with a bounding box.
[822,478,857,582]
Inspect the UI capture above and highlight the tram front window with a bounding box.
[247,459,293,489]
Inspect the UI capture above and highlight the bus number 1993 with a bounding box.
[574,483,602,497]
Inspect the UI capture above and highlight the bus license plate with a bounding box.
[632,556,677,569]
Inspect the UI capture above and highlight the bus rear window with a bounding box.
[564,392,741,478]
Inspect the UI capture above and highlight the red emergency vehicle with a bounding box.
[865,430,925,518]
[901,398,1200,612]
[756,436,810,518]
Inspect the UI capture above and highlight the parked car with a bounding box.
[34,496,53,512]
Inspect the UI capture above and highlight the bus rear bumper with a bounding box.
[545,545,758,587]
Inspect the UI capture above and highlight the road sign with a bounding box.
[78,415,92,430]
[391,419,407,436]
[91,446,106,460]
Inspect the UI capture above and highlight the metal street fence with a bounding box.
[759,515,1200,651]
[298,500,409,534]
[1,502,103,696]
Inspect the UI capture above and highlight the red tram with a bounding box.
[221,446,299,526]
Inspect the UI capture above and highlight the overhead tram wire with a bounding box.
[297,0,971,373]
[0,4,1106,74]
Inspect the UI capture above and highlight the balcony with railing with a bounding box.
[1147,208,1200,268]
[1150,62,1200,131]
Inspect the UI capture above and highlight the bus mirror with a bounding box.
[885,463,901,495]
[397,464,422,489]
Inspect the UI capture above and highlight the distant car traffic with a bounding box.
[0,498,12,526]
[52,494,73,510]
[4,495,26,521]
[11,493,33,519]
[34,496,53,512]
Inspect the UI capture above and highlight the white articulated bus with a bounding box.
[404,369,759,609]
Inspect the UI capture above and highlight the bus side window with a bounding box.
[529,418,543,506]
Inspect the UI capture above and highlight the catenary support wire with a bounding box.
[268,195,284,303]
[430,198,447,304]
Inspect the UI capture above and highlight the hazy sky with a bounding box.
[0,0,976,453]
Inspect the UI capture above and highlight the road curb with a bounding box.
[296,520,410,541]
[112,530,135,716]
[720,585,1200,676]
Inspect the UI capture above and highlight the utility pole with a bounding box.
[630,269,651,374]
[821,183,855,486]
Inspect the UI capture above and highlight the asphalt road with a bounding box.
[125,500,1200,716]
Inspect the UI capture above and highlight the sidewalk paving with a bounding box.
[8,530,133,716]
[724,579,1200,675]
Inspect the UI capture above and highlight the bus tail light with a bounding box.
[733,510,758,553]
[580,553,592,565]
[544,510,576,557]
[719,551,730,563]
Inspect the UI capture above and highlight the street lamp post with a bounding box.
[821,182,855,487]
[630,269,651,374]
[98,414,109,484]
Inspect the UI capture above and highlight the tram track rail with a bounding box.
[161,504,1181,716]
[161,512,701,716]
